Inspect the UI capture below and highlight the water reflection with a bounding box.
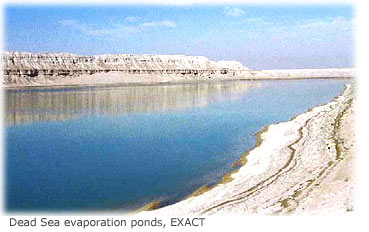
[5,81,260,125]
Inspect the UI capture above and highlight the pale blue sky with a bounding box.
[5,5,354,69]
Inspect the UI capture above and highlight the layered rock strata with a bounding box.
[1,51,355,87]
[1,51,247,86]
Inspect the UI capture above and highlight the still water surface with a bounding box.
[5,79,348,211]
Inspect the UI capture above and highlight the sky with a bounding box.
[4,4,354,69]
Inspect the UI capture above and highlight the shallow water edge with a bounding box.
[139,82,355,215]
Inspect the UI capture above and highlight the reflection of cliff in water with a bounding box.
[5,81,260,126]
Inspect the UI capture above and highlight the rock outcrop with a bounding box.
[1,51,355,87]
[1,51,248,85]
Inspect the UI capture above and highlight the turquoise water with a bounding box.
[5,79,348,212]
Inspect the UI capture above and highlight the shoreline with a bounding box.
[139,83,355,215]
[2,51,355,89]
[2,76,353,91]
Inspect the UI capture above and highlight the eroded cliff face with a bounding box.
[1,51,355,87]
[1,51,248,85]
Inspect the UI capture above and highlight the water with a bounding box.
[5,79,348,212]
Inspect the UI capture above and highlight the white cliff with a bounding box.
[2,52,248,85]
[1,51,355,87]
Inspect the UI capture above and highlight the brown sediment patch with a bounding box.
[218,169,238,184]
[231,152,248,168]
[134,201,160,213]
[185,185,211,199]
[280,199,290,209]
[185,170,241,200]
[254,126,270,147]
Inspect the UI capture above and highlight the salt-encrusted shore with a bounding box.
[140,84,355,215]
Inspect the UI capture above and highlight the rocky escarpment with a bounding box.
[1,51,355,87]
[1,51,248,85]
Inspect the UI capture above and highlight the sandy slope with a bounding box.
[140,84,355,215]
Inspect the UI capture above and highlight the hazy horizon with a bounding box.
[5,5,354,69]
